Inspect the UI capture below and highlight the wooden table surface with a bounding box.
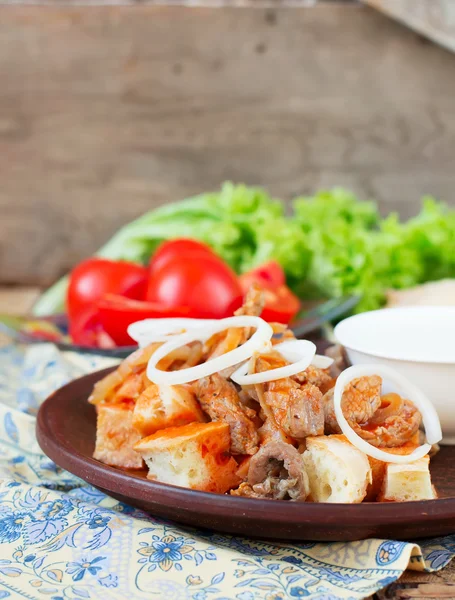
[0,285,454,599]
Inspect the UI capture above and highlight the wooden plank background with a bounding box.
[363,0,455,54]
[0,4,454,286]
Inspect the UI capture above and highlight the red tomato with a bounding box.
[260,285,301,324]
[146,254,243,319]
[97,294,191,346]
[239,262,300,324]
[69,305,115,349]
[67,258,148,320]
[239,261,286,292]
[149,239,215,275]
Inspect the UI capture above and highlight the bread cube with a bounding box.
[134,422,240,493]
[302,435,371,503]
[378,456,436,502]
[132,383,205,437]
[89,343,159,405]
[93,404,144,469]
[365,434,426,501]
[115,370,149,403]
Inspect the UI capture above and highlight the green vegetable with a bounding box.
[33,183,455,317]
[293,190,455,312]
[33,183,309,315]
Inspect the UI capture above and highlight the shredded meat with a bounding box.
[325,344,349,378]
[254,353,324,440]
[342,375,382,423]
[292,365,334,394]
[176,342,203,369]
[203,328,244,361]
[258,412,295,446]
[238,389,260,412]
[203,284,265,362]
[324,375,382,434]
[234,282,265,318]
[241,383,295,445]
[359,399,422,448]
[196,373,259,455]
[231,482,265,499]
[231,440,309,500]
[322,388,339,433]
[270,323,296,345]
[323,377,421,448]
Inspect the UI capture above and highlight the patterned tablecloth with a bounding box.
[0,343,454,600]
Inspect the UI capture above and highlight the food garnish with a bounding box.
[332,364,441,464]
[230,340,321,385]
[145,316,274,386]
[34,184,455,319]
[53,237,300,348]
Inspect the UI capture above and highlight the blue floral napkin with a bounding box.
[0,342,454,600]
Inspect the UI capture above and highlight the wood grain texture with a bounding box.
[0,0,356,4]
[0,286,40,316]
[0,5,455,285]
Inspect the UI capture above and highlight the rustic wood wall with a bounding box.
[1,4,454,286]
[363,0,455,53]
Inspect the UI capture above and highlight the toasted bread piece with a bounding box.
[365,433,423,501]
[93,404,143,469]
[302,435,371,503]
[378,456,436,502]
[134,422,240,493]
[132,384,205,437]
[89,343,159,405]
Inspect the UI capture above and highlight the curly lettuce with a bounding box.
[33,183,455,317]
[294,190,455,312]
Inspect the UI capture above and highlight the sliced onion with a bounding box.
[333,364,442,464]
[230,340,316,385]
[146,316,273,385]
[128,318,217,347]
[312,355,334,369]
[270,340,334,370]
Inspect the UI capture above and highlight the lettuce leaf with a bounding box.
[293,190,455,312]
[399,196,455,282]
[33,183,455,317]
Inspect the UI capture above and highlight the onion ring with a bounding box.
[128,318,218,347]
[333,364,442,464]
[274,340,334,370]
[146,316,273,385]
[312,355,334,369]
[230,340,317,385]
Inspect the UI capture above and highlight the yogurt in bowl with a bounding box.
[334,306,455,444]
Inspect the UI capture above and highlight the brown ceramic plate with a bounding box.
[36,367,455,542]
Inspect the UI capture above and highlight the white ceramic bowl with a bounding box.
[334,306,455,444]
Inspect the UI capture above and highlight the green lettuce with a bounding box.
[293,190,455,312]
[32,183,455,317]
